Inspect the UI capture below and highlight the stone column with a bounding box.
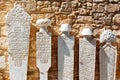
[58,24,74,80]
[79,28,96,80]
[6,5,31,80]
[36,19,51,80]
[99,30,117,80]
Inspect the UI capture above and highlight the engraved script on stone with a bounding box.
[58,35,74,80]
[6,5,31,80]
[100,44,117,80]
[36,31,51,80]
[79,38,96,80]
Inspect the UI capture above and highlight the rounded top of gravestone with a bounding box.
[60,24,71,32]
[36,19,51,27]
[81,28,93,36]
[100,30,116,43]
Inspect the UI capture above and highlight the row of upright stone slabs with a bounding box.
[35,19,117,80]
[6,5,117,80]
[6,5,31,80]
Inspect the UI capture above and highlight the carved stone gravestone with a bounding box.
[36,19,51,80]
[6,5,31,80]
[58,24,74,80]
[99,30,117,80]
[79,28,96,80]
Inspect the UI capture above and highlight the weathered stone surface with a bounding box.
[99,30,117,80]
[36,19,51,80]
[92,3,105,12]
[105,4,119,13]
[79,36,96,80]
[93,13,105,20]
[71,1,78,11]
[36,31,51,80]
[103,15,112,25]
[15,0,36,12]
[0,37,7,51]
[78,7,91,15]
[76,16,93,24]
[6,5,31,80]
[58,24,74,80]
[1,27,7,37]
[58,34,74,80]
[93,0,105,2]
[0,56,6,69]
[100,44,117,80]
[109,0,119,2]
[0,11,6,24]
[60,2,71,12]
[113,14,120,25]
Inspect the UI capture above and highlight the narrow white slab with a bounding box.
[6,5,31,80]
[100,43,117,80]
[36,31,51,80]
[58,35,74,80]
[79,38,96,80]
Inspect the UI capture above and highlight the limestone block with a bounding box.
[76,16,93,24]
[93,0,105,2]
[15,0,36,12]
[109,0,119,2]
[103,15,112,25]
[0,11,6,24]
[93,13,105,20]
[105,4,119,13]
[113,14,120,25]
[0,37,8,51]
[1,27,7,37]
[92,3,105,12]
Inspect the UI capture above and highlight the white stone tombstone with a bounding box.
[6,5,31,80]
[58,24,74,80]
[99,30,117,80]
[79,28,96,80]
[36,19,51,80]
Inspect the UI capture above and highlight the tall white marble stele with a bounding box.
[6,5,31,80]
[58,24,74,80]
[36,19,51,80]
[99,30,117,80]
[79,28,96,80]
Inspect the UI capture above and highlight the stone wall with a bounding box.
[0,0,120,80]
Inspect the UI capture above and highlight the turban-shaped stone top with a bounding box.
[60,24,71,32]
[100,30,116,43]
[81,28,93,36]
[36,19,51,27]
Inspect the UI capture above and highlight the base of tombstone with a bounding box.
[9,55,28,80]
[40,72,48,80]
